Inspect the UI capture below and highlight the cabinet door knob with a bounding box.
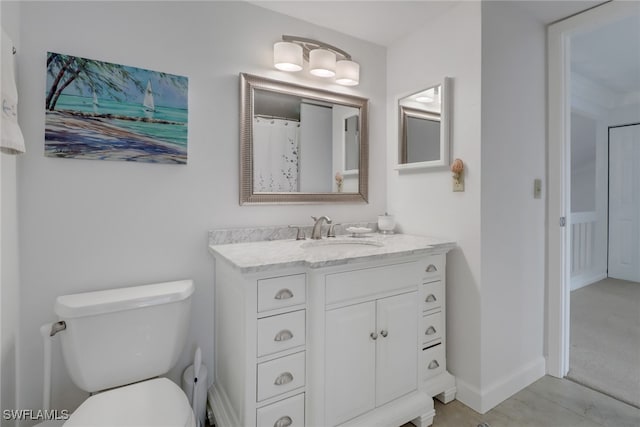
[380,330,388,338]
[274,372,294,386]
[274,416,293,427]
[274,289,294,300]
[426,264,438,272]
[425,326,437,335]
[274,329,294,342]
[425,294,437,303]
[370,332,378,340]
[428,360,440,370]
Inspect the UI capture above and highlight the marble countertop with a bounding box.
[209,233,455,273]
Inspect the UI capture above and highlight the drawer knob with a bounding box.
[425,326,437,335]
[370,332,378,340]
[428,360,440,370]
[425,294,437,303]
[426,264,438,273]
[380,329,388,338]
[274,416,293,427]
[274,372,294,386]
[274,329,294,342]
[274,288,294,300]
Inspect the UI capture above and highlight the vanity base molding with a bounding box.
[339,391,434,427]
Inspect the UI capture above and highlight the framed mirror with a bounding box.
[397,77,451,170]
[240,73,369,204]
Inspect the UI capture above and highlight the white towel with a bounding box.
[1,29,26,155]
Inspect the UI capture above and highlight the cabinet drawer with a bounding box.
[258,274,306,313]
[422,343,445,381]
[256,393,305,427]
[423,255,443,283]
[257,310,306,357]
[257,351,305,401]
[421,311,442,344]
[422,281,443,312]
[326,262,420,305]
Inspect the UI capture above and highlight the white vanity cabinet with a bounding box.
[209,235,455,427]
[211,263,309,427]
[324,291,418,426]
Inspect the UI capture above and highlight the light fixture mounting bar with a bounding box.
[282,35,352,61]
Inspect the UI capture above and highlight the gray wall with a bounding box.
[13,1,386,419]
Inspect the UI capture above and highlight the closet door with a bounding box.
[608,124,640,282]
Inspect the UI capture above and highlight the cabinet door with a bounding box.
[375,291,418,406]
[325,301,376,426]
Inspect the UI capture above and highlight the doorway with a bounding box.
[547,0,640,383]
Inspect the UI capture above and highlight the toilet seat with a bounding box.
[64,378,195,427]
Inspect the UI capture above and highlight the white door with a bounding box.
[375,291,418,406]
[608,124,640,282]
[325,301,376,426]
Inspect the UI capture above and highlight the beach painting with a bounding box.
[45,52,188,164]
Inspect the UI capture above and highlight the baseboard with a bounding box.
[571,272,606,291]
[455,378,483,413]
[455,356,546,414]
[208,383,240,427]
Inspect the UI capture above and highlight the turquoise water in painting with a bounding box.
[54,94,188,147]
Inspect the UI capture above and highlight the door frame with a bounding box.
[546,0,639,378]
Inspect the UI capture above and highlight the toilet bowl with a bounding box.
[65,378,194,426]
[52,280,196,426]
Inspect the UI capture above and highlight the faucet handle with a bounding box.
[327,223,339,238]
[288,225,306,240]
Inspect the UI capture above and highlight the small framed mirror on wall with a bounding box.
[396,77,452,170]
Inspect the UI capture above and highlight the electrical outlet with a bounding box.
[453,176,465,192]
[534,179,542,199]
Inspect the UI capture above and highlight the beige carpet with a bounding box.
[568,278,640,408]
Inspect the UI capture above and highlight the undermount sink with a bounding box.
[301,239,384,251]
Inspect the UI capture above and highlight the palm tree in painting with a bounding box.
[45,52,186,112]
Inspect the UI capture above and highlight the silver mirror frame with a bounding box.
[240,73,369,205]
[396,77,452,171]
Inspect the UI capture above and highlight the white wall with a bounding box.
[332,105,359,192]
[387,0,483,406]
[300,103,332,192]
[15,1,386,420]
[1,1,22,421]
[479,1,546,412]
[571,112,597,213]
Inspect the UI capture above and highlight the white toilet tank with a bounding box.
[54,280,194,393]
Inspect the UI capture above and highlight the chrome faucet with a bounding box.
[311,216,332,240]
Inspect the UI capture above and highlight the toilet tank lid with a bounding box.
[55,280,194,319]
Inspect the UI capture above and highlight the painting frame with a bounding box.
[45,52,189,164]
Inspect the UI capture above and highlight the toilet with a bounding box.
[53,279,196,426]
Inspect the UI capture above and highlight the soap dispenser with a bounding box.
[378,212,395,234]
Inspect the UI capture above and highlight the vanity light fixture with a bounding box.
[273,35,360,86]
[416,87,436,103]
[416,94,434,103]
[274,42,303,72]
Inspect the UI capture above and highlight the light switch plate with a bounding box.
[534,179,542,199]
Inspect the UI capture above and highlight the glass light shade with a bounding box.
[335,60,360,86]
[309,49,336,77]
[274,42,303,72]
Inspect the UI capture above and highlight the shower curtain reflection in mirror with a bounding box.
[253,117,301,192]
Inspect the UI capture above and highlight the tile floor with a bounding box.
[419,376,640,427]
